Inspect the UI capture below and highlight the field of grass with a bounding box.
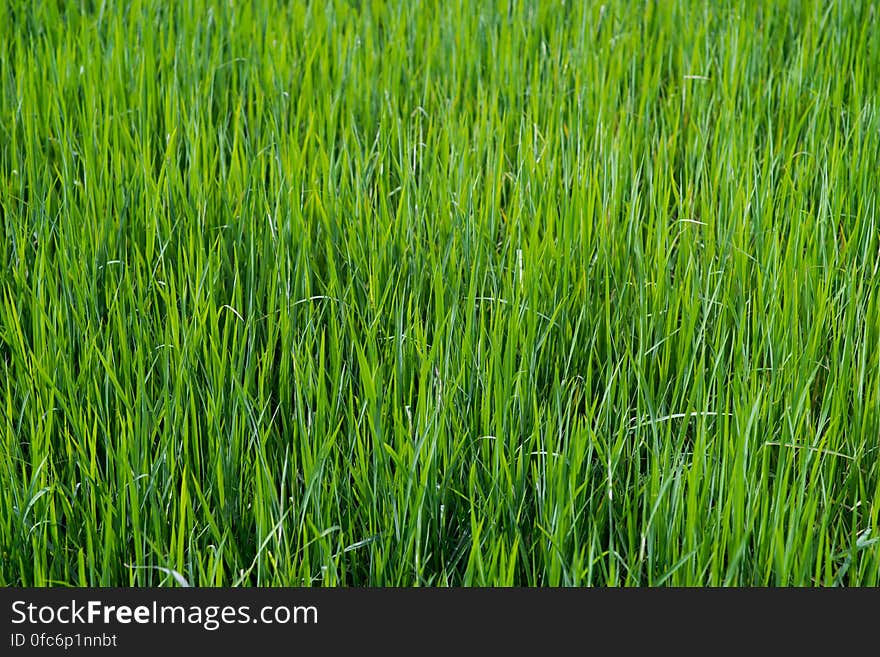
[2,0,880,586]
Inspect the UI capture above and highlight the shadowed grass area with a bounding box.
[1,0,879,586]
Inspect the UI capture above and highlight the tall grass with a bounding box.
[1,0,879,586]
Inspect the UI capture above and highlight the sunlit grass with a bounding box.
[1,0,879,586]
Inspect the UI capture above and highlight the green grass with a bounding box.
[1,0,879,586]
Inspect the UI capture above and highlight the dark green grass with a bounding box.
[1,0,879,585]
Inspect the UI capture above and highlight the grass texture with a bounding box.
[2,0,880,586]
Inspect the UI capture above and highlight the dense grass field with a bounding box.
[2,0,879,586]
